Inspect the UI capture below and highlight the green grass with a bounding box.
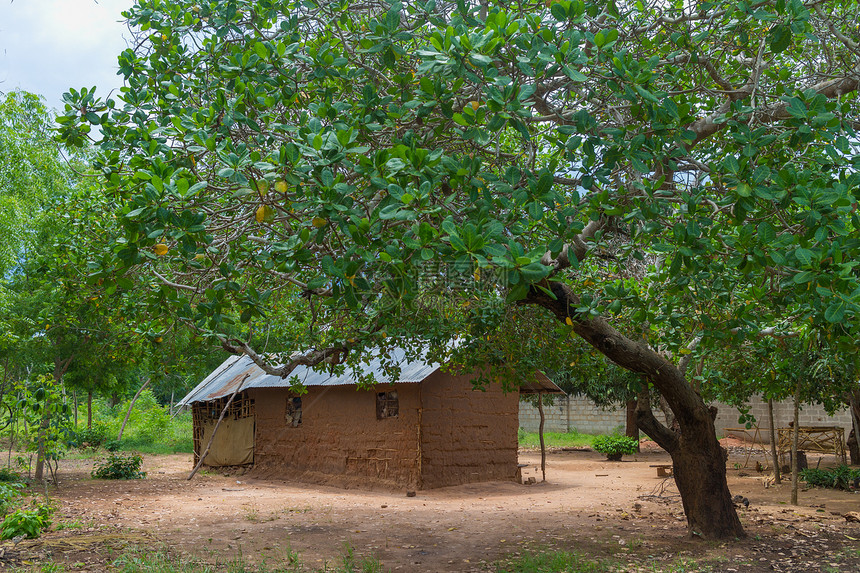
[518,429,596,449]
[81,546,383,573]
[495,550,612,573]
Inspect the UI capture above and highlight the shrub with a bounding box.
[91,453,146,480]
[800,465,860,490]
[0,482,25,514]
[1,503,52,540]
[73,421,111,450]
[0,467,23,483]
[592,435,639,461]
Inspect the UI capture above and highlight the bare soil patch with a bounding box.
[4,440,860,572]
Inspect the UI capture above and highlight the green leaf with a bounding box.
[794,248,813,267]
[767,24,792,53]
[506,283,529,303]
[824,301,846,323]
[785,97,807,119]
[756,222,775,243]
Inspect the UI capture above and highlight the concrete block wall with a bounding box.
[519,395,626,435]
[712,396,853,443]
[519,395,854,441]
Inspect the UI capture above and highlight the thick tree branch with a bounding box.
[219,337,350,379]
[635,387,679,453]
[524,282,711,434]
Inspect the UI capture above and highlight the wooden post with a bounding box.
[537,391,546,482]
[791,385,800,506]
[767,398,781,484]
[188,374,249,480]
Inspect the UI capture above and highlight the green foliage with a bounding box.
[0,482,25,514]
[50,0,860,539]
[11,374,74,473]
[0,467,23,483]
[800,465,860,491]
[591,435,639,459]
[495,549,611,573]
[1,503,52,540]
[88,391,192,454]
[72,421,111,450]
[91,453,146,480]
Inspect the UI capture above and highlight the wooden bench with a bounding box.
[650,464,673,477]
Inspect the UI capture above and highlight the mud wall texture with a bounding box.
[419,371,519,489]
[251,384,421,489]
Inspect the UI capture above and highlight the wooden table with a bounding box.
[777,426,846,465]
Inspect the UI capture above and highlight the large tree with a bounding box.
[59,0,860,539]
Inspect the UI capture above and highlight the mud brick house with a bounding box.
[179,348,561,490]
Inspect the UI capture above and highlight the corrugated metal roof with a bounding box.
[178,347,441,406]
[178,347,564,406]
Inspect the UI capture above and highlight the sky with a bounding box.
[0,0,132,110]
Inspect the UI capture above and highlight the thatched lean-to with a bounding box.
[179,349,562,490]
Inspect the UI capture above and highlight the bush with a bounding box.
[1,503,52,540]
[800,465,860,490]
[0,467,23,483]
[91,453,146,480]
[592,435,639,460]
[73,421,111,450]
[0,482,25,515]
[90,391,192,454]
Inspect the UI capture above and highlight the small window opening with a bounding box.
[376,391,399,419]
[286,397,302,427]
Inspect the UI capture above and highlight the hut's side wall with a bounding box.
[419,371,519,489]
[250,384,421,489]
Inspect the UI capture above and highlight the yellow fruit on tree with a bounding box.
[274,180,288,193]
[154,243,169,256]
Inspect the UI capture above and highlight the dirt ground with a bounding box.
[4,440,860,572]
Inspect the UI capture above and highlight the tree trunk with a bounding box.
[33,411,50,482]
[791,385,801,506]
[848,391,860,465]
[36,354,74,481]
[767,398,781,484]
[526,282,745,539]
[537,392,546,482]
[87,391,93,429]
[625,399,640,452]
[118,378,151,442]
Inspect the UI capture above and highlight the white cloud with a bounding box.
[0,0,132,109]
